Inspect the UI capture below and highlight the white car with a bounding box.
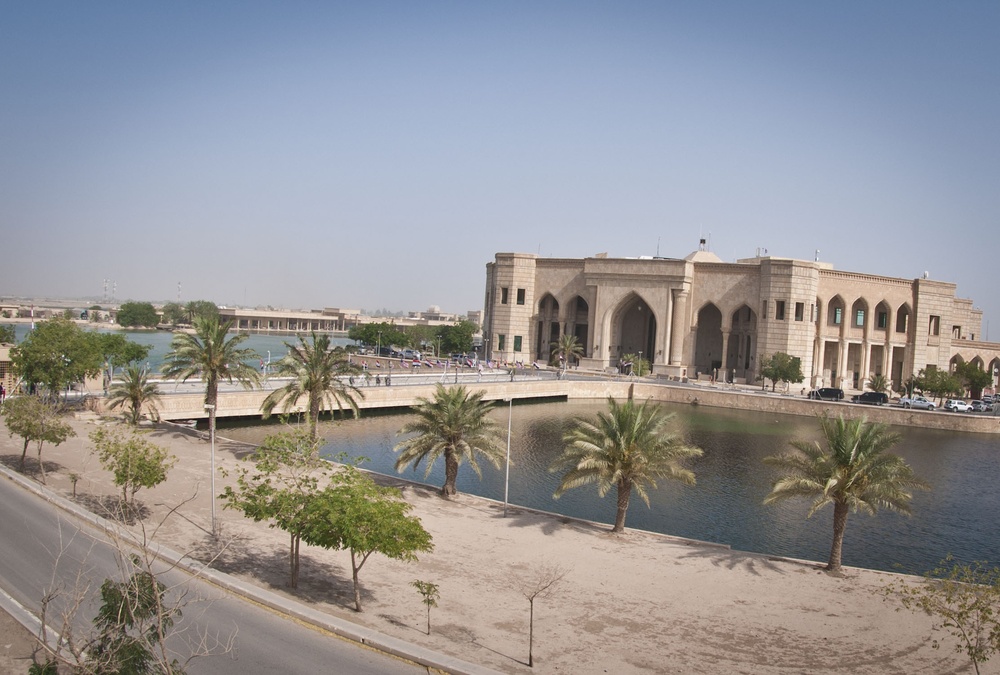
[944,399,972,412]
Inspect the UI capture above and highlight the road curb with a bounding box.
[0,465,503,675]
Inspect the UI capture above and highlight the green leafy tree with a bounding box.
[621,353,650,377]
[221,429,327,588]
[402,324,436,352]
[184,300,219,324]
[0,324,16,344]
[161,316,261,447]
[10,317,103,401]
[107,366,162,425]
[955,362,993,400]
[347,322,408,351]
[2,395,75,483]
[260,332,363,441]
[97,333,153,383]
[551,334,584,372]
[436,320,478,355]
[90,560,182,675]
[884,556,1000,675]
[763,415,929,572]
[759,352,804,391]
[159,302,186,327]
[551,397,702,533]
[393,384,505,498]
[411,580,440,635]
[91,426,176,508]
[915,368,963,403]
[302,465,433,612]
[116,302,160,328]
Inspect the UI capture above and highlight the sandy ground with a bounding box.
[0,413,985,675]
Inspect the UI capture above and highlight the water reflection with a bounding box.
[222,399,1000,574]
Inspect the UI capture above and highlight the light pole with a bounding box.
[204,403,217,537]
[638,351,643,377]
[377,331,382,358]
[504,397,512,517]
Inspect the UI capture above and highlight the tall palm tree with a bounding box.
[162,316,261,446]
[551,397,702,533]
[107,365,162,425]
[550,334,584,373]
[393,384,504,498]
[260,332,363,441]
[763,414,929,572]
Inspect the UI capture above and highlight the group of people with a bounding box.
[347,373,391,387]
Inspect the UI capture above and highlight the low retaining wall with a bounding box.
[100,377,1000,435]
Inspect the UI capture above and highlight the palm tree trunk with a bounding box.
[612,478,632,533]
[309,396,320,444]
[827,500,848,571]
[442,451,459,497]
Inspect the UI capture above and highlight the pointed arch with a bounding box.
[535,293,560,361]
[728,304,757,379]
[610,293,656,366]
[568,295,590,357]
[694,302,723,377]
[895,303,912,336]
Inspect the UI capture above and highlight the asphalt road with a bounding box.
[0,475,423,675]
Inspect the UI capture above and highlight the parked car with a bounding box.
[899,395,937,410]
[944,399,972,413]
[851,391,889,406]
[982,395,994,404]
[970,400,990,412]
[808,387,844,401]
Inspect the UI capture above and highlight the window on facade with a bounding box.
[953,325,962,339]
[877,311,888,329]
[896,312,909,333]
[497,334,506,350]
[775,301,785,320]
[516,288,525,305]
[513,335,522,352]
[501,287,509,304]
[762,300,768,318]
[811,304,816,322]
[929,315,940,336]
[834,307,842,325]
[794,302,804,321]
[855,309,865,327]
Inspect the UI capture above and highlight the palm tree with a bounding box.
[550,334,584,374]
[551,397,703,533]
[162,316,261,446]
[867,373,889,394]
[393,384,504,498]
[107,365,162,425]
[763,414,929,572]
[260,332,363,441]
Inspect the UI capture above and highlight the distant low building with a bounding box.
[484,242,998,390]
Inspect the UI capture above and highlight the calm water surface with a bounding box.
[223,400,1000,575]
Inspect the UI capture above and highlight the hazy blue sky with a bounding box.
[3,3,998,330]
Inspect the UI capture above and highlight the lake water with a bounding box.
[221,399,1000,575]
[11,324,354,371]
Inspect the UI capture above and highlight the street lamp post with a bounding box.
[638,351,643,377]
[377,331,381,358]
[504,397,512,517]
[204,404,217,537]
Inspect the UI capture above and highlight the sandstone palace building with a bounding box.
[483,243,1000,392]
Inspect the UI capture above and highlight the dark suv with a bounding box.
[851,391,888,406]
[808,387,844,401]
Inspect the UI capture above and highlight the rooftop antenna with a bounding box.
[815,249,820,262]
[656,237,660,257]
